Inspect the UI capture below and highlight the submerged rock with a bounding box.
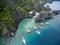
[10,32,15,37]
[52,10,60,15]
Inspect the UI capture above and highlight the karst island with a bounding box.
[0,0,60,45]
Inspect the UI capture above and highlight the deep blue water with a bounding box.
[0,1,60,45]
[24,15,60,45]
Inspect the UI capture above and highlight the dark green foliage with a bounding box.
[0,1,16,33]
[0,25,2,33]
[0,0,5,12]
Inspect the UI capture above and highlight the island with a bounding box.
[0,0,60,37]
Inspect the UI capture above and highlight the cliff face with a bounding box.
[11,8,24,25]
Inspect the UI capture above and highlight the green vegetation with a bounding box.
[0,26,3,33]
[0,0,5,12]
[0,0,5,33]
[15,0,35,12]
[0,0,16,33]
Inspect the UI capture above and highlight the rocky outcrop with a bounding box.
[52,10,60,15]
[26,4,43,18]
[0,23,15,37]
[9,27,16,37]
[1,24,9,37]
[26,11,35,18]
[34,11,53,22]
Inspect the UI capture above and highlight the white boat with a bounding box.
[41,23,44,25]
[35,31,41,34]
[26,29,31,33]
[29,11,33,14]
[34,26,37,29]
[45,22,49,25]
[22,36,26,44]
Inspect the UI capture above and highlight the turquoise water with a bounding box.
[0,1,60,45]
